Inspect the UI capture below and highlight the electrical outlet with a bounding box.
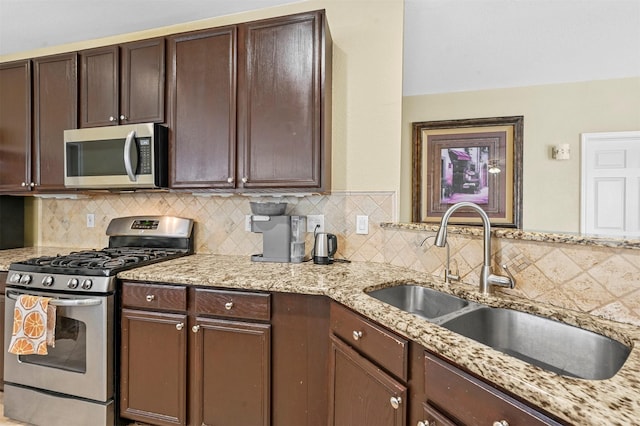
[356,215,369,234]
[245,215,252,232]
[87,213,95,228]
[306,214,325,233]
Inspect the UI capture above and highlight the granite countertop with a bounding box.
[2,249,639,425]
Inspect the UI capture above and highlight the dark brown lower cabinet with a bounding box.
[422,352,563,426]
[120,308,188,426]
[0,271,6,390]
[328,334,407,426]
[190,317,270,426]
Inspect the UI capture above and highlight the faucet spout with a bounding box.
[434,202,514,294]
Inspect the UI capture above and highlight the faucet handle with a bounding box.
[500,263,516,289]
[445,258,460,283]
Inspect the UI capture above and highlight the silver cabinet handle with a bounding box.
[417,421,429,426]
[145,294,155,302]
[225,302,234,310]
[176,322,184,331]
[109,116,117,122]
[192,325,200,333]
[21,182,27,187]
[227,177,234,183]
[241,177,248,183]
[352,330,363,341]
[390,396,402,409]
[493,422,509,426]
[120,114,128,121]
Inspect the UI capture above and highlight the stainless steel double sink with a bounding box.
[366,284,631,380]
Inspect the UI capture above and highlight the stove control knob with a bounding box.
[67,278,79,289]
[81,279,93,290]
[9,273,22,284]
[42,276,54,287]
[19,274,32,285]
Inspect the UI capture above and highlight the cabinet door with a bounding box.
[33,53,77,191]
[0,60,31,192]
[191,317,270,426]
[424,352,562,426]
[168,27,237,189]
[120,309,187,426]
[120,38,165,124]
[0,271,6,390]
[329,335,407,426]
[79,46,119,127]
[237,10,330,191]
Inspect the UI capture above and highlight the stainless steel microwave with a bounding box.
[64,123,168,189]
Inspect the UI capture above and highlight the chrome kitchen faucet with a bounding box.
[434,202,515,294]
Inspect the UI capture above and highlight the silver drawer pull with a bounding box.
[352,330,363,341]
[390,396,402,409]
[146,295,155,302]
[176,322,184,331]
[225,301,234,310]
[493,421,509,426]
[192,325,200,333]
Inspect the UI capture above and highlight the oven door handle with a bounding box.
[6,290,103,307]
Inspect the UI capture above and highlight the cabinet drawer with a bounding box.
[121,282,187,312]
[330,302,408,381]
[194,288,270,321]
[424,353,561,426]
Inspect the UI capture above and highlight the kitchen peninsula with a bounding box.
[2,248,639,425]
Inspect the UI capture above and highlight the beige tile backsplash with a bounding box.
[37,191,640,326]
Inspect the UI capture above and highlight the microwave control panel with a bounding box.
[139,138,152,174]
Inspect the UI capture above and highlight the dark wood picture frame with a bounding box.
[412,116,523,228]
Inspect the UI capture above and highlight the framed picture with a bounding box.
[412,116,523,228]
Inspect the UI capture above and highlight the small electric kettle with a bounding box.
[313,232,337,264]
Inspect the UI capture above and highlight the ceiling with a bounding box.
[1,0,639,95]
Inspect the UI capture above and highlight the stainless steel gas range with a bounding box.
[3,216,194,426]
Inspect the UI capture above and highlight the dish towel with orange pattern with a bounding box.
[8,295,57,355]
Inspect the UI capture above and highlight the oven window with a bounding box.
[19,315,87,374]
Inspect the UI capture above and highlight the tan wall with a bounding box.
[1,0,405,200]
[401,77,640,232]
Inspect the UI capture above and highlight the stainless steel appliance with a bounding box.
[312,232,337,264]
[4,215,194,426]
[64,123,168,189]
[251,215,306,263]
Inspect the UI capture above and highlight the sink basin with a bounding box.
[441,307,631,380]
[367,285,469,320]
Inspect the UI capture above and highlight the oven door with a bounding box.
[4,288,114,402]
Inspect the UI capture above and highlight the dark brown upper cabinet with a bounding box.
[168,26,238,189]
[169,10,332,193]
[237,10,332,192]
[0,60,32,193]
[80,38,165,128]
[33,53,78,191]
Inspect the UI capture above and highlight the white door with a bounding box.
[581,131,640,237]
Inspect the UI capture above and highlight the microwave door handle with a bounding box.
[123,130,137,182]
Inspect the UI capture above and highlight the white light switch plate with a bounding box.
[87,213,95,228]
[356,215,369,234]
